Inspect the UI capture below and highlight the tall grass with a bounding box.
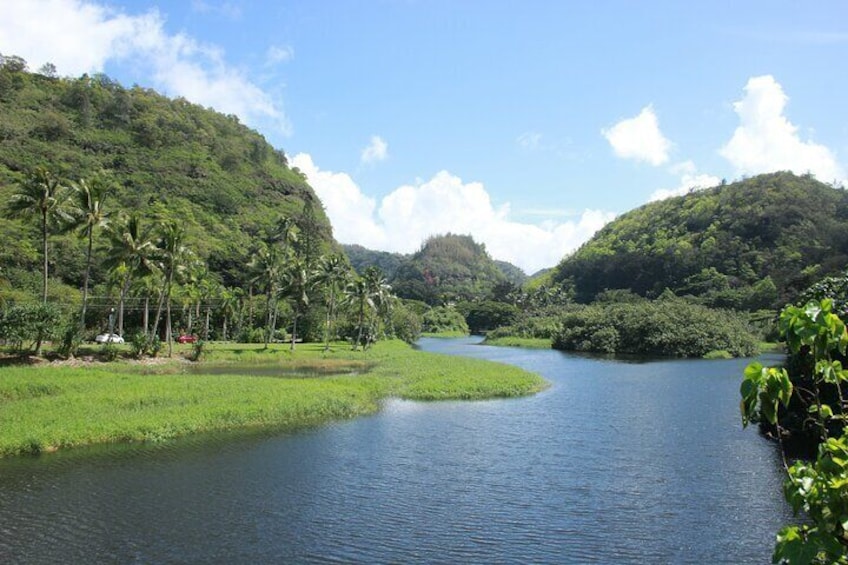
[0,340,547,457]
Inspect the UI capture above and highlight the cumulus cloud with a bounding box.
[290,154,385,249]
[360,136,388,164]
[649,161,722,201]
[602,105,672,166]
[0,0,290,135]
[292,153,615,274]
[720,75,845,183]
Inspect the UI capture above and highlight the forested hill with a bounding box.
[342,244,406,280]
[390,234,510,304]
[0,55,335,293]
[343,237,526,303]
[552,172,848,308]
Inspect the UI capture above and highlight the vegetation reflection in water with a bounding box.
[0,340,547,457]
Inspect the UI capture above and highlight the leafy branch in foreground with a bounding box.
[741,299,848,564]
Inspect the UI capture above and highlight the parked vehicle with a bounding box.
[177,334,198,344]
[95,333,124,344]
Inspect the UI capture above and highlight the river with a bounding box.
[0,337,792,563]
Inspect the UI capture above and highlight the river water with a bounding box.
[0,337,792,563]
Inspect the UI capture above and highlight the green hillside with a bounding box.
[343,237,526,304]
[552,172,848,309]
[342,244,406,279]
[390,234,509,304]
[0,55,335,298]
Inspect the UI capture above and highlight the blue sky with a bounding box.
[2,1,847,273]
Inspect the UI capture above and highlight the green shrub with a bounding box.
[552,298,757,357]
[422,306,469,335]
[130,332,161,358]
[57,319,84,358]
[455,300,517,334]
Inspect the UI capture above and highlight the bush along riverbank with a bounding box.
[551,298,758,357]
[0,340,548,457]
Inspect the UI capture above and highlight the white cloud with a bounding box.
[292,153,615,274]
[0,0,290,135]
[361,135,388,164]
[602,105,672,166]
[720,75,845,183]
[291,154,385,249]
[190,1,243,19]
[266,45,294,66]
[649,164,722,201]
[517,131,542,150]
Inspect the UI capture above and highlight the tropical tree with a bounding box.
[197,272,220,341]
[151,221,191,356]
[4,167,71,303]
[313,254,350,351]
[218,286,242,342]
[248,242,284,348]
[66,174,112,327]
[364,266,392,343]
[281,255,311,351]
[104,213,156,336]
[345,267,391,351]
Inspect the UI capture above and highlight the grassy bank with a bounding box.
[0,340,547,457]
[482,336,552,349]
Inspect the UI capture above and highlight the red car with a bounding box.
[177,334,198,344]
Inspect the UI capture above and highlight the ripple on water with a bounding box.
[0,341,792,564]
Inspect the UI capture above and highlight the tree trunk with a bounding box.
[80,228,93,328]
[290,309,298,352]
[354,300,364,351]
[41,210,48,304]
[165,275,173,357]
[117,274,133,337]
[204,305,211,341]
[264,289,272,349]
[143,295,149,335]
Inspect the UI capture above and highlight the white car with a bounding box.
[95,333,124,344]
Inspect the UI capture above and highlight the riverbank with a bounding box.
[482,336,552,349]
[0,340,548,457]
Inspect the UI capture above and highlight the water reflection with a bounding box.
[0,339,792,564]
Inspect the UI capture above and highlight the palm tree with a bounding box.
[4,167,71,303]
[363,266,391,348]
[67,174,112,327]
[104,213,156,336]
[197,273,220,341]
[248,242,284,349]
[313,254,350,351]
[281,255,310,351]
[268,216,300,250]
[218,286,242,342]
[344,277,371,351]
[151,221,191,357]
[344,267,390,351]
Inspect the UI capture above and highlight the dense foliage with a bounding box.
[0,56,423,355]
[741,300,848,563]
[0,55,336,300]
[342,244,406,280]
[388,234,511,305]
[421,305,470,335]
[553,172,848,308]
[551,297,758,357]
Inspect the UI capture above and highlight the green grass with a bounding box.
[0,340,547,457]
[758,341,785,353]
[482,336,552,349]
[421,331,469,338]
